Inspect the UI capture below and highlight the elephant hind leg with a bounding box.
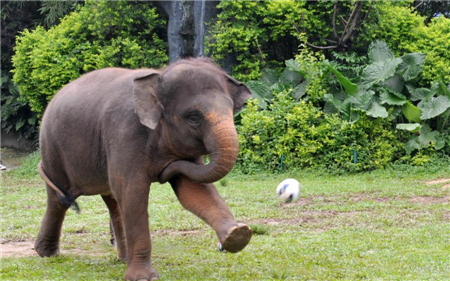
[101,195,127,261]
[35,184,69,257]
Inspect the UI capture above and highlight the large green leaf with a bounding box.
[341,100,360,123]
[279,68,302,88]
[368,40,394,62]
[285,59,307,77]
[401,101,422,123]
[323,93,343,112]
[396,123,421,132]
[260,68,279,86]
[327,64,359,95]
[382,74,404,93]
[246,81,273,100]
[430,80,450,97]
[435,135,447,150]
[396,53,426,81]
[405,136,420,154]
[379,88,407,106]
[418,95,450,120]
[348,90,375,110]
[292,81,307,101]
[15,118,26,131]
[360,58,403,90]
[250,91,268,109]
[285,59,301,74]
[418,123,439,146]
[366,101,388,118]
[409,87,431,102]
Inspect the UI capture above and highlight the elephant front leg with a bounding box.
[101,195,127,261]
[170,175,252,253]
[113,178,159,281]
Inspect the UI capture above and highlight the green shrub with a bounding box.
[404,17,450,84]
[206,1,310,81]
[1,71,38,142]
[365,2,450,85]
[12,1,168,118]
[237,92,402,174]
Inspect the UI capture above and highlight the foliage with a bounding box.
[12,1,168,118]
[206,1,312,81]
[246,46,328,110]
[365,2,450,85]
[411,0,450,24]
[323,40,450,155]
[245,60,305,109]
[1,1,53,140]
[38,1,81,28]
[404,16,450,84]
[237,92,401,174]
[0,71,38,142]
[207,1,449,89]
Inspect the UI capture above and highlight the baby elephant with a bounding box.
[35,58,253,280]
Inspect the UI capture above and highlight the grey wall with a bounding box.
[1,129,37,152]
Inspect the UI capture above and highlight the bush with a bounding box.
[206,1,310,81]
[365,2,450,85]
[12,1,168,118]
[237,92,402,174]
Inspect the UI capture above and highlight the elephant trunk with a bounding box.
[159,112,239,184]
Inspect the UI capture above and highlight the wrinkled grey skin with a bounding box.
[35,58,253,281]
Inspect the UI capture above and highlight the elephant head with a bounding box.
[133,58,252,183]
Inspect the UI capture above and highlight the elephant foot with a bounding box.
[221,223,252,253]
[34,239,60,257]
[124,265,159,281]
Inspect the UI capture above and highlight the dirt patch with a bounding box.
[426,178,450,186]
[409,196,450,204]
[351,193,394,203]
[0,241,37,258]
[153,229,204,236]
[250,210,366,226]
[442,184,450,189]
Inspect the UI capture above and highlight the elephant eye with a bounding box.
[186,110,203,126]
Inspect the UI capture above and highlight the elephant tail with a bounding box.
[37,161,80,213]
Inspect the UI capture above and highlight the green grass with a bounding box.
[1,151,450,280]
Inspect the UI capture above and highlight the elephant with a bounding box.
[35,58,253,281]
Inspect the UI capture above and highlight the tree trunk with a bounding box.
[157,1,220,62]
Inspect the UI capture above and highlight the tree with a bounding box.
[412,0,450,24]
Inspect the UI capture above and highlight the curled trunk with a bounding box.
[159,119,239,184]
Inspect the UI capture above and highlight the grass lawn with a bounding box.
[1,149,450,280]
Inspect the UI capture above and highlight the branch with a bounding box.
[412,0,425,12]
[289,18,302,35]
[254,39,266,65]
[362,0,374,23]
[305,42,338,50]
[341,1,364,44]
[332,1,340,40]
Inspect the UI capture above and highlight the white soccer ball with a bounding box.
[276,178,300,203]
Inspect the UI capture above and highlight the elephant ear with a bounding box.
[133,71,163,130]
[226,75,253,114]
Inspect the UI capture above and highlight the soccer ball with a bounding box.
[276,178,300,203]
